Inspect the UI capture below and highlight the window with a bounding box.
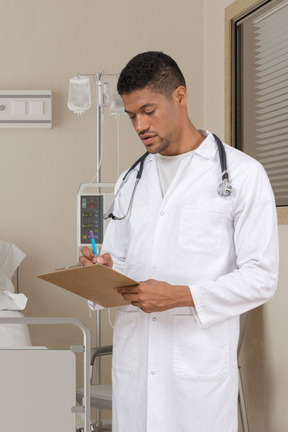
[226,0,288,219]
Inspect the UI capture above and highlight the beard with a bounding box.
[147,135,171,154]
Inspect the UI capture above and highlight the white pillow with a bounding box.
[0,240,26,279]
[0,241,27,310]
[0,271,15,294]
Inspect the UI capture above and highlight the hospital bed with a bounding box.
[0,240,91,432]
[0,316,91,432]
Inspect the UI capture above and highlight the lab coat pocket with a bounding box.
[178,207,224,255]
[173,314,229,381]
[124,206,150,266]
[113,309,139,374]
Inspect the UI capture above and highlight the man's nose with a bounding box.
[134,115,149,135]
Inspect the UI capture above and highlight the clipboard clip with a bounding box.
[55,264,85,271]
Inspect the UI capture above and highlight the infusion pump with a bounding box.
[77,183,114,258]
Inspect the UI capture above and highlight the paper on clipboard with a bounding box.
[37,264,138,308]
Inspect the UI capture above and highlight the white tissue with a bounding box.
[0,290,28,310]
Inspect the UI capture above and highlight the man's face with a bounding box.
[122,86,184,156]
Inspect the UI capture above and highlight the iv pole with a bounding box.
[92,71,121,430]
[94,72,105,430]
[76,72,107,429]
[70,71,120,430]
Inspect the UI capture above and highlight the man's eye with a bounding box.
[128,114,136,120]
[145,110,155,116]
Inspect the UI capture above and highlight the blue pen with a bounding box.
[89,230,97,256]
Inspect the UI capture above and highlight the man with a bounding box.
[80,51,278,432]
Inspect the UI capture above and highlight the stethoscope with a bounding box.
[103,134,233,221]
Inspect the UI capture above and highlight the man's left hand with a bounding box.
[116,279,194,313]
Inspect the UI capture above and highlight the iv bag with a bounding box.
[67,76,91,115]
[109,75,125,115]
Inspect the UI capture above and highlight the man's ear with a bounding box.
[173,86,187,106]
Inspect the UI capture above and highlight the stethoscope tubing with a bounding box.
[122,151,150,182]
[212,134,229,181]
[104,134,232,220]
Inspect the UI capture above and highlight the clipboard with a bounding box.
[37,264,138,308]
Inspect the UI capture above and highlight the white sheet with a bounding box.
[0,310,32,347]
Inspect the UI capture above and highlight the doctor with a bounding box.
[80,51,279,432]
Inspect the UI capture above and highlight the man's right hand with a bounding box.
[79,247,113,268]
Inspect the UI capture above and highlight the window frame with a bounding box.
[225,0,287,223]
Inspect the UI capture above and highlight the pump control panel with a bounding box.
[80,195,104,245]
[77,183,115,258]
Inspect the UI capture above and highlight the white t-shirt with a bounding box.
[156,150,194,196]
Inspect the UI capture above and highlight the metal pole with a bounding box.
[96,72,102,184]
[95,72,103,428]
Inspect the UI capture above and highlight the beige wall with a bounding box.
[0,0,286,430]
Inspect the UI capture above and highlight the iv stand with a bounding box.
[95,72,104,430]
[79,71,106,429]
[75,71,117,430]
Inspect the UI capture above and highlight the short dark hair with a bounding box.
[117,51,186,97]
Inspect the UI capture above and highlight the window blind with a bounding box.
[237,0,288,206]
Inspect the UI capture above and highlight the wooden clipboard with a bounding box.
[37,264,138,308]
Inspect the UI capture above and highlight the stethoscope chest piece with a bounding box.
[217,178,233,197]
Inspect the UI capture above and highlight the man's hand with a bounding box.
[116,279,194,313]
[79,246,113,268]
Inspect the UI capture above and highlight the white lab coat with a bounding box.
[101,131,278,432]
